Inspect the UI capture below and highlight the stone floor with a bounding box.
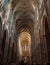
[0,62,50,65]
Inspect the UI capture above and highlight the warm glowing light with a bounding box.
[18,31,31,57]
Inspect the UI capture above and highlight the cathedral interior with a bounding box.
[0,0,50,65]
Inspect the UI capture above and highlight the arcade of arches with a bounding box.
[0,0,50,65]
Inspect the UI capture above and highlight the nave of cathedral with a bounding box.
[0,0,50,65]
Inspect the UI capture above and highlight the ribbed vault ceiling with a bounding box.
[10,0,39,34]
[10,0,39,19]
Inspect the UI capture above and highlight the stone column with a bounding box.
[3,30,9,65]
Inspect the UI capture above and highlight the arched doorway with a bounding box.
[18,31,31,64]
